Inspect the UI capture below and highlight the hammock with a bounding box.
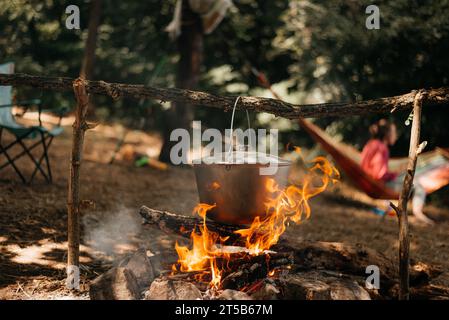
[298,118,449,200]
[250,68,449,200]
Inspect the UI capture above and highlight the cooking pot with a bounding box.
[193,96,292,225]
[193,151,291,225]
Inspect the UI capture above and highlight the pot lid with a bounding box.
[198,151,291,165]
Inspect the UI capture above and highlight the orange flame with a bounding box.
[235,156,339,254]
[174,203,224,288]
[173,154,339,289]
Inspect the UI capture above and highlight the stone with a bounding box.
[217,289,253,300]
[144,278,203,300]
[89,267,140,300]
[118,248,155,289]
[329,279,371,300]
[250,282,280,300]
[281,275,331,300]
[277,271,371,300]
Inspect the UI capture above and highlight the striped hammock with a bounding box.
[298,119,449,200]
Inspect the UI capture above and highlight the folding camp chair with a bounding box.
[0,62,65,183]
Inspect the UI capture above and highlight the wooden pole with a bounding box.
[1,73,448,119]
[390,90,427,300]
[66,78,91,289]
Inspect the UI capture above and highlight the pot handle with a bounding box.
[227,96,252,155]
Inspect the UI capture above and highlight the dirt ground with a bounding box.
[1,121,448,300]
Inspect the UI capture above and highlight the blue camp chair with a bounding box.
[0,62,65,183]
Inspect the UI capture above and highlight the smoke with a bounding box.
[82,206,142,257]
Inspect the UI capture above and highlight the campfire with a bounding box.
[89,155,445,300]
[172,156,339,292]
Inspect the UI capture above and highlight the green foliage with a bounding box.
[2,0,449,202]
[1,0,449,153]
[0,0,175,125]
[272,0,449,154]
[271,0,449,202]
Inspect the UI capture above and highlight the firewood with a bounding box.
[221,264,263,290]
[222,251,293,272]
[410,284,449,300]
[273,240,398,289]
[139,205,247,245]
[138,206,444,298]
[220,252,294,290]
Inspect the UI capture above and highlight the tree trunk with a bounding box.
[159,1,203,163]
[79,0,102,80]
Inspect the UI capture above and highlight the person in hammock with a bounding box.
[361,119,434,225]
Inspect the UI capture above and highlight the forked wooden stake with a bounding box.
[67,78,95,289]
[390,90,427,300]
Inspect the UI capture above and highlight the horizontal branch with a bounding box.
[1,73,448,119]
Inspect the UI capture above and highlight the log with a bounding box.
[224,251,293,272]
[221,263,266,290]
[274,239,441,292]
[139,205,246,245]
[1,73,448,119]
[220,252,294,290]
[410,284,449,300]
[273,240,397,294]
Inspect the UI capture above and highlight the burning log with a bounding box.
[219,251,294,290]
[139,205,247,245]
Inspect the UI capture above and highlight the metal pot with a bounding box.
[193,151,291,225]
